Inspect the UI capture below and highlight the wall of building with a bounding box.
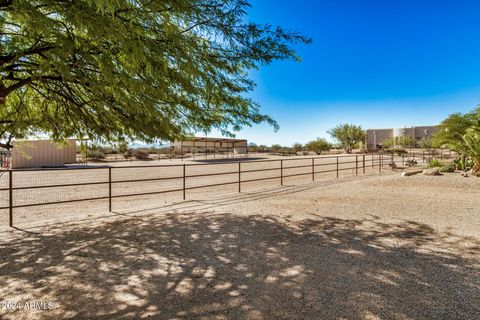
[366,126,438,149]
[11,139,76,169]
[366,129,393,149]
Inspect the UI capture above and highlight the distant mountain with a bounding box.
[129,142,170,149]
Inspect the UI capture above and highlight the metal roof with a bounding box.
[178,137,247,143]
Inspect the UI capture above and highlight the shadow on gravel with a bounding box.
[0,212,478,319]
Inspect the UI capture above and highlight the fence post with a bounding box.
[238,162,241,192]
[183,164,186,200]
[280,160,283,186]
[9,170,13,227]
[371,154,374,168]
[355,155,358,176]
[402,154,405,166]
[379,154,382,173]
[336,156,339,179]
[108,167,112,212]
[363,155,365,175]
[312,158,315,181]
[440,148,443,160]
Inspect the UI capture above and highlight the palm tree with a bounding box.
[459,127,480,175]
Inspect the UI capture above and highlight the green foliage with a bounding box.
[117,142,129,154]
[271,144,282,153]
[327,124,365,154]
[426,158,443,168]
[432,108,480,148]
[383,136,416,148]
[458,127,480,175]
[385,148,408,156]
[305,138,331,155]
[418,138,439,151]
[439,162,456,173]
[433,107,480,175]
[0,1,311,149]
[292,143,303,152]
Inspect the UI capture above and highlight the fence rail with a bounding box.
[0,152,452,227]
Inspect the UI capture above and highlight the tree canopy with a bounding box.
[327,124,365,153]
[0,0,310,149]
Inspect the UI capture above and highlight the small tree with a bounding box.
[305,138,331,154]
[328,124,365,154]
[118,142,129,154]
[292,143,303,153]
[271,144,282,153]
[432,107,480,170]
[383,136,416,148]
[460,127,480,175]
[248,143,258,153]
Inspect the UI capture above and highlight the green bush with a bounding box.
[439,162,456,173]
[426,158,443,168]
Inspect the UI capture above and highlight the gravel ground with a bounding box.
[0,154,403,228]
[0,171,478,319]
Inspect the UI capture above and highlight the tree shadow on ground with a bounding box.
[0,212,479,319]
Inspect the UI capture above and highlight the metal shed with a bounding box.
[10,139,76,169]
[172,137,248,159]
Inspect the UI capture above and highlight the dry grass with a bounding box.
[0,171,479,319]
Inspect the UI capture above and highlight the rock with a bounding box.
[422,168,441,176]
[402,170,423,177]
[461,171,469,177]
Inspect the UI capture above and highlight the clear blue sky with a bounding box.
[212,0,480,146]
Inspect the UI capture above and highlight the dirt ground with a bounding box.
[0,170,479,320]
[0,154,402,228]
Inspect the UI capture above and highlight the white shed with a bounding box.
[11,139,76,169]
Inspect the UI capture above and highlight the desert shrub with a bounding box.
[426,158,443,168]
[406,159,417,167]
[384,148,407,156]
[133,149,150,160]
[439,162,456,173]
[305,138,331,155]
[124,149,134,159]
[89,151,105,161]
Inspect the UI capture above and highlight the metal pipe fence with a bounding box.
[0,152,450,227]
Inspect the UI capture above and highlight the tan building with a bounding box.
[9,139,76,169]
[366,126,437,149]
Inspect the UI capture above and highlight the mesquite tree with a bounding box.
[0,0,310,149]
[328,124,365,154]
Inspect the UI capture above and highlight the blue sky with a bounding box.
[211,0,480,146]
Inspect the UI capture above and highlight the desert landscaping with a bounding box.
[2,1,480,319]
